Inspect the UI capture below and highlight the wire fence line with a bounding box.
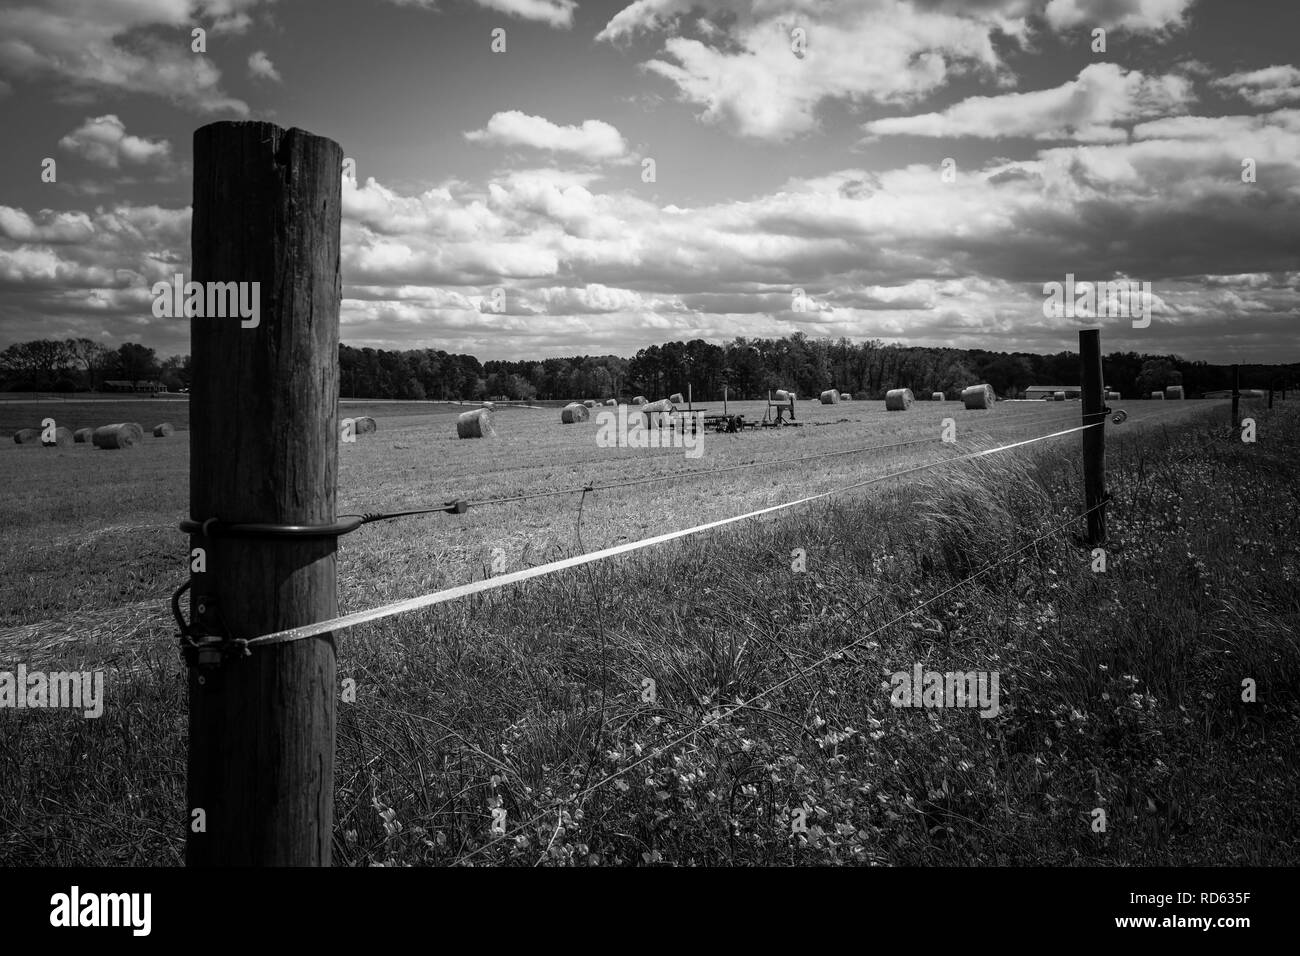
[451,495,1114,866]
[459,400,1244,863]
[353,435,938,521]
[243,423,1097,647]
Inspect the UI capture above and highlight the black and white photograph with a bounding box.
[0,0,1295,937]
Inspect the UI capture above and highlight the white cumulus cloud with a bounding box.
[58,115,173,169]
[465,111,630,161]
[247,50,281,82]
[1212,65,1300,108]
[862,63,1194,142]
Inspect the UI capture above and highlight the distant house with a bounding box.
[103,380,165,393]
[1024,385,1082,400]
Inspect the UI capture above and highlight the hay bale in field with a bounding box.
[560,402,590,424]
[1106,390,1121,401]
[73,427,93,443]
[632,395,647,405]
[604,399,617,406]
[153,423,175,437]
[819,389,840,404]
[932,391,945,401]
[1164,385,1184,400]
[583,399,597,408]
[1149,391,1164,400]
[884,388,914,411]
[840,393,852,402]
[640,398,674,415]
[456,407,496,438]
[774,389,795,404]
[355,416,378,434]
[640,398,675,427]
[961,383,995,410]
[1053,391,1066,401]
[92,422,145,449]
[43,426,74,447]
[669,392,685,404]
[13,428,39,445]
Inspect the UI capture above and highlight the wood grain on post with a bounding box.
[188,121,342,865]
[1079,329,1106,546]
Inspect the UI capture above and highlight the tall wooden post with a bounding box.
[188,121,342,865]
[1079,329,1106,546]
[1231,365,1240,430]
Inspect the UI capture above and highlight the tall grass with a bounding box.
[1,402,1296,865]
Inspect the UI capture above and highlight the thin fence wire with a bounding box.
[245,423,1096,647]
[451,496,1112,866]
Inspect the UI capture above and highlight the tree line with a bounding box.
[3,335,1294,400]
[0,339,189,392]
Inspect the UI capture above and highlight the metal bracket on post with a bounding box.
[173,582,245,674]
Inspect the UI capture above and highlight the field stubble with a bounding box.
[1,395,1295,865]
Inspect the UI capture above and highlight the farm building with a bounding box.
[1024,386,1081,401]
[102,380,166,394]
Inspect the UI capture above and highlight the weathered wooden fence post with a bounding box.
[1231,364,1241,431]
[1079,329,1106,546]
[188,121,342,865]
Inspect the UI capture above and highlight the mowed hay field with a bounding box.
[2,394,1298,867]
[0,396,1211,626]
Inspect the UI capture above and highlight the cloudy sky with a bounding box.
[0,0,1297,362]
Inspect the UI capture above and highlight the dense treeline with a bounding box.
[0,338,188,391]
[3,335,1295,400]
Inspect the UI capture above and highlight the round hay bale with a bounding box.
[456,407,496,438]
[1164,385,1184,400]
[668,392,685,404]
[640,398,675,427]
[583,399,597,408]
[1106,390,1121,401]
[819,389,840,404]
[604,399,617,406]
[1053,391,1066,401]
[153,423,175,437]
[961,384,995,410]
[13,429,39,445]
[1150,391,1164,400]
[774,389,795,404]
[840,393,852,402]
[73,427,93,443]
[43,426,74,447]
[931,392,945,401]
[355,416,378,434]
[92,422,145,449]
[884,388,914,411]
[632,395,647,405]
[560,403,590,424]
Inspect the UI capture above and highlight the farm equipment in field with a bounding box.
[701,412,752,433]
[761,389,802,427]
